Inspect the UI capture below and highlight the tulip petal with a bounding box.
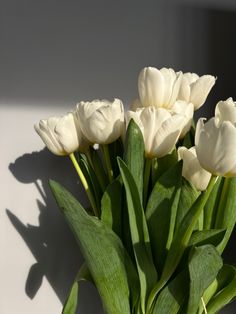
[152,115,183,158]
[196,118,236,176]
[138,67,165,107]
[215,98,236,125]
[190,75,216,110]
[77,99,124,144]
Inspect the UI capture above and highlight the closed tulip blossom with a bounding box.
[178,146,211,191]
[138,67,182,109]
[77,98,125,145]
[35,112,89,155]
[195,99,236,177]
[126,107,185,158]
[178,72,216,110]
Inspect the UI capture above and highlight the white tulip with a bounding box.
[171,100,194,138]
[178,146,211,191]
[195,100,236,176]
[178,72,216,110]
[138,67,182,109]
[215,97,236,125]
[35,112,89,155]
[126,107,185,158]
[76,98,125,144]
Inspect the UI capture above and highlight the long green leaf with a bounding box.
[146,176,218,312]
[175,178,200,234]
[118,158,157,313]
[78,153,102,213]
[189,229,226,248]
[62,263,92,314]
[151,149,178,186]
[204,176,224,229]
[101,178,123,237]
[146,161,182,272]
[124,119,145,203]
[90,147,109,191]
[153,271,189,314]
[187,245,223,314]
[200,264,236,313]
[214,177,236,254]
[207,265,236,314]
[50,180,138,314]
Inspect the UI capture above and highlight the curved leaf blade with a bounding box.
[187,244,223,314]
[50,179,136,314]
[118,157,157,312]
[124,119,145,203]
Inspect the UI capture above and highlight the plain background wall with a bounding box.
[1,0,236,313]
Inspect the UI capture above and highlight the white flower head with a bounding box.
[76,98,125,145]
[35,112,89,155]
[178,72,216,110]
[126,107,185,158]
[178,146,211,191]
[138,67,183,109]
[195,99,236,177]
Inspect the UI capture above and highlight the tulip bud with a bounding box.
[76,98,125,144]
[138,67,182,109]
[178,146,211,191]
[195,99,236,176]
[35,112,89,155]
[126,107,185,158]
[178,72,216,110]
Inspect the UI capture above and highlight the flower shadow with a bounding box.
[7,148,86,304]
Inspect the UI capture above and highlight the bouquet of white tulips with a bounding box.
[35,67,236,314]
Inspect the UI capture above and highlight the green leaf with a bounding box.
[124,119,145,203]
[204,176,224,229]
[90,147,109,191]
[189,229,226,248]
[62,281,78,314]
[108,138,124,178]
[151,150,178,186]
[207,265,236,314]
[101,178,123,237]
[175,178,200,234]
[146,161,182,272]
[200,264,236,313]
[78,153,102,213]
[187,245,223,314]
[50,180,138,314]
[62,263,92,314]
[117,158,157,313]
[153,270,189,314]
[214,177,236,254]
[146,177,217,312]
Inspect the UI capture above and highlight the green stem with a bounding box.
[198,210,204,231]
[102,144,113,183]
[143,158,152,207]
[69,153,98,217]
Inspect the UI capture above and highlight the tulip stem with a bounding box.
[144,158,152,207]
[102,145,113,183]
[69,153,98,217]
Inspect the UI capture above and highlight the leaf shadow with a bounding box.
[7,148,86,304]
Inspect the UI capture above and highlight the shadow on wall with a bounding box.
[6,148,102,313]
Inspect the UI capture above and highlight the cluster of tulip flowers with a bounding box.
[35,67,236,314]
